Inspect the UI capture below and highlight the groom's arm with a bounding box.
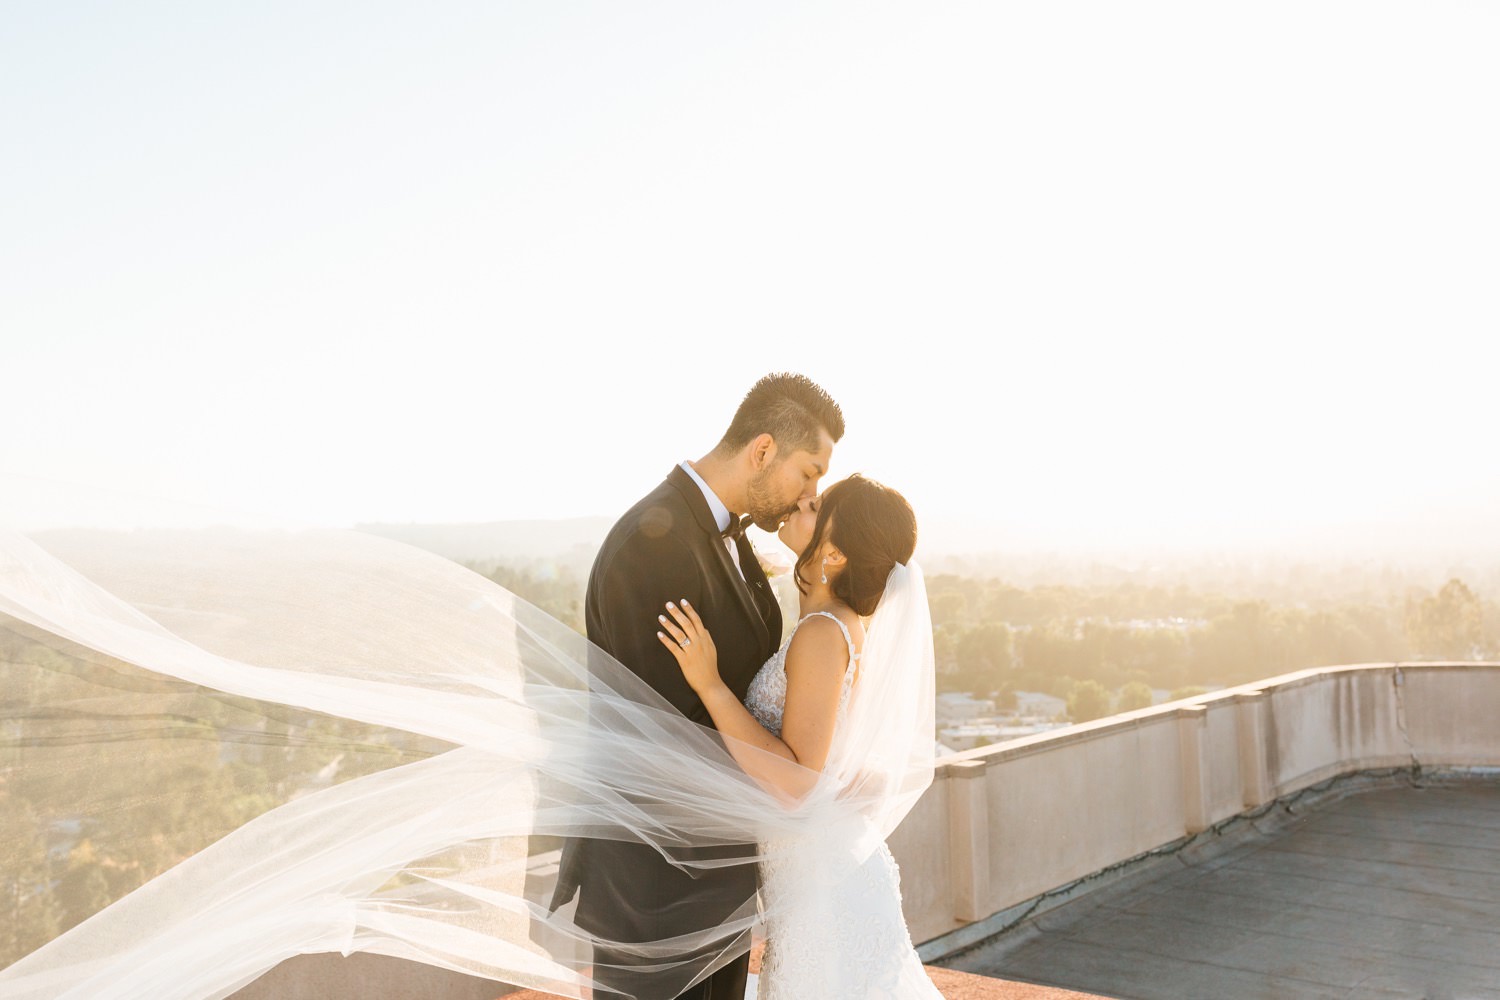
[591,528,709,719]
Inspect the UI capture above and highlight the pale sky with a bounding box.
[4,2,1498,557]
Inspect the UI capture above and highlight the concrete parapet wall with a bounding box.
[898,662,1500,953]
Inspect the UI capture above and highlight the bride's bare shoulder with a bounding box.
[786,610,860,670]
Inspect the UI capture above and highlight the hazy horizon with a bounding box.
[352,507,1500,583]
[8,467,1500,574]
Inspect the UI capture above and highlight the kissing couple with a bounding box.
[550,372,942,1000]
[0,373,937,1000]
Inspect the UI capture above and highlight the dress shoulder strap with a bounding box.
[796,610,860,661]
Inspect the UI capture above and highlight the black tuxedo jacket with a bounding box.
[549,466,783,958]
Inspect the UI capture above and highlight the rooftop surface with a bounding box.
[501,948,1105,999]
[940,778,1500,1000]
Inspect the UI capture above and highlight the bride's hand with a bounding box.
[657,600,722,694]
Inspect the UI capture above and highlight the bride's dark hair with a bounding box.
[794,474,917,616]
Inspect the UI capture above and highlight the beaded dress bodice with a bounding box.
[744,610,858,737]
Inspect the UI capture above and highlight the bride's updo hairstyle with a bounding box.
[794,474,917,616]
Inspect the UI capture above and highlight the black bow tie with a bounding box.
[722,514,753,541]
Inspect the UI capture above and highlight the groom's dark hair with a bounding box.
[715,373,845,456]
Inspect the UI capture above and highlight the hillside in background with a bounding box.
[357,517,612,571]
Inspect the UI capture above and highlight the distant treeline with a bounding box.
[469,559,1499,724]
[926,574,1498,721]
[474,561,587,633]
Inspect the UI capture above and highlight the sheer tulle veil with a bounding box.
[0,479,936,999]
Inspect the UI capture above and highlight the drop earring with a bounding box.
[820,559,828,585]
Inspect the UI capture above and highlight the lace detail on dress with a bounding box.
[744,611,857,738]
[743,612,943,1000]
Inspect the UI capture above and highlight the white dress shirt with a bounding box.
[679,461,745,578]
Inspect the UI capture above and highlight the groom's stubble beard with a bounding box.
[745,463,801,533]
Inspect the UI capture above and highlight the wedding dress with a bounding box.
[744,612,943,1000]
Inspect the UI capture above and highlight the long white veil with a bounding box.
[0,485,935,1000]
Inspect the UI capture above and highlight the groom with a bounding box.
[550,372,844,1000]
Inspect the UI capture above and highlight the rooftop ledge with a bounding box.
[894,661,1500,963]
[232,662,1500,999]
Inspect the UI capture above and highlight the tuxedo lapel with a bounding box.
[707,517,772,649]
[714,530,774,650]
[733,533,781,657]
[666,467,772,654]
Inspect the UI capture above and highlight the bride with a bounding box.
[658,474,943,1000]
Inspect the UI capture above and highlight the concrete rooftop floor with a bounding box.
[940,777,1500,1000]
[503,945,1105,1000]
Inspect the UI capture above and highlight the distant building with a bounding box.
[934,691,1071,751]
[938,720,1069,752]
[936,692,995,724]
[1012,690,1066,719]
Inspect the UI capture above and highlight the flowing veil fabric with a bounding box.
[0,484,935,1000]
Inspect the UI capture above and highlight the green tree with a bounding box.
[993,683,1018,712]
[929,590,968,629]
[477,562,585,633]
[1405,579,1488,660]
[1190,601,1296,685]
[58,856,112,932]
[1117,680,1154,712]
[1066,679,1112,723]
[0,800,64,966]
[952,622,1013,694]
[932,624,961,692]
